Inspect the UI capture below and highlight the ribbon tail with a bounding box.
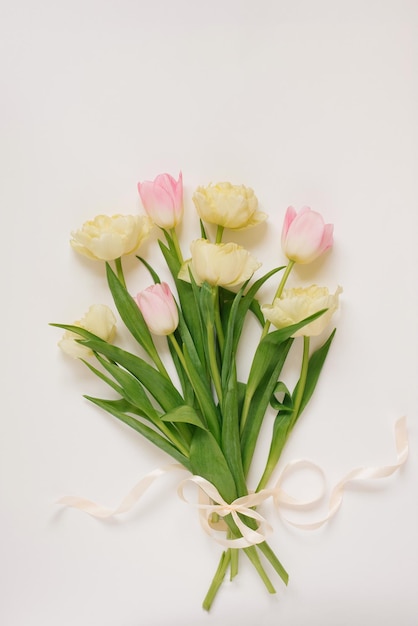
[278,416,408,530]
[57,463,185,519]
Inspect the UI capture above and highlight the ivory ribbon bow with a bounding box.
[58,417,408,548]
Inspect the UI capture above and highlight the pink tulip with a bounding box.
[281,206,334,265]
[135,282,179,336]
[137,172,183,229]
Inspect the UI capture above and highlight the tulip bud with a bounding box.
[137,172,183,229]
[135,282,179,336]
[281,206,334,265]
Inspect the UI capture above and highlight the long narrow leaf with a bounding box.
[221,364,247,496]
[182,344,221,442]
[159,241,207,368]
[189,428,237,503]
[161,405,206,429]
[220,283,246,388]
[294,328,337,419]
[136,255,161,284]
[105,263,158,359]
[93,353,160,421]
[233,266,284,347]
[52,328,185,412]
[85,395,191,469]
[244,310,328,402]
[241,338,293,476]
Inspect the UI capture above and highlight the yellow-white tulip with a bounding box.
[70,214,153,261]
[262,285,342,337]
[58,304,116,359]
[178,238,261,288]
[192,182,267,230]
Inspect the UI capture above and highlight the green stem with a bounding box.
[216,225,224,243]
[213,286,225,355]
[169,228,183,264]
[244,546,276,594]
[289,335,310,429]
[202,550,231,611]
[168,333,188,372]
[239,393,251,436]
[261,260,295,339]
[207,321,223,404]
[257,542,289,585]
[114,257,126,288]
[149,347,172,382]
[230,545,239,580]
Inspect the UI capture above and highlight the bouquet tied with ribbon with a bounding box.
[52,173,405,610]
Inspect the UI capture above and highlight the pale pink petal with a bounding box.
[319,223,334,252]
[281,206,296,242]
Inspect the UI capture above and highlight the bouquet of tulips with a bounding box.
[53,173,341,610]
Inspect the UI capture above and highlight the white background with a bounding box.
[1,1,417,624]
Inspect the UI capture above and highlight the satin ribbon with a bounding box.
[58,416,408,548]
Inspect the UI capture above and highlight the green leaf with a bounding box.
[93,353,160,421]
[232,266,284,347]
[161,405,206,429]
[256,409,293,491]
[189,429,237,502]
[270,381,293,412]
[198,281,214,323]
[136,256,161,284]
[241,338,293,476]
[257,330,337,488]
[294,328,337,419]
[167,331,195,405]
[105,262,158,359]
[80,357,125,397]
[52,327,184,413]
[244,310,328,402]
[221,364,247,496]
[220,267,285,387]
[182,344,221,442]
[199,219,208,239]
[85,395,191,469]
[220,283,246,388]
[159,242,207,368]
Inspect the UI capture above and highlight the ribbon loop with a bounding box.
[177,476,273,548]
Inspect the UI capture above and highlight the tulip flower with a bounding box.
[70,214,153,261]
[192,182,267,230]
[281,206,334,265]
[178,238,261,288]
[261,285,342,337]
[58,304,117,358]
[135,282,179,336]
[137,172,184,229]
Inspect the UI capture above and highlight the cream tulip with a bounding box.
[261,285,342,337]
[70,214,153,261]
[192,182,267,230]
[59,304,117,359]
[178,238,261,288]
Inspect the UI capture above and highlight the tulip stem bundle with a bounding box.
[54,173,340,611]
